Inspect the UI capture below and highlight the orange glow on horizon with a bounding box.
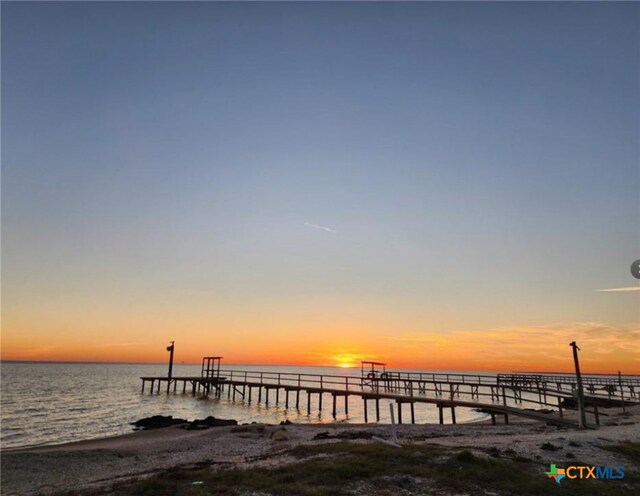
[2,331,638,375]
[2,313,638,374]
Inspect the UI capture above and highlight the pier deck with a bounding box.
[141,369,640,428]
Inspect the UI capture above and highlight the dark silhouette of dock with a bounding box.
[141,359,640,428]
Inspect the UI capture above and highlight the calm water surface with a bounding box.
[1,362,489,449]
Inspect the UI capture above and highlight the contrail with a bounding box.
[304,222,337,233]
[594,287,640,292]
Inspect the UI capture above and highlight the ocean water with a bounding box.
[0,362,491,449]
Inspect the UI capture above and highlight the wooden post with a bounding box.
[557,397,563,417]
[389,403,398,443]
[332,394,337,418]
[307,392,311,414]
[570,341,587,429]
[375,399,380,421]
[410,402,415,424]
[286,390,290,409]
[618,371,626,413]
[319,392,323,411]
[345,395,349,415]
[141,380,145,394]
[296,390,300,410]
[438,404,444,424]
[397,401,403,424]
[451,406,456,424]
[364,398,368,423]
[166,341,174,394]
[593,405,600,426]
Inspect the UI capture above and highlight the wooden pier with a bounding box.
[141,360,640,428]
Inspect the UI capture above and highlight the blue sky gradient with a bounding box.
[2,2,638,367]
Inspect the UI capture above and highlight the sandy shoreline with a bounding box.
[2,406,639,495]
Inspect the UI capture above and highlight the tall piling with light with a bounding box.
[569,341,587,429]
[167,341,175,394]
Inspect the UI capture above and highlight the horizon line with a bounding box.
[1,359,638,376]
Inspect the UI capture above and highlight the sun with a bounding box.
[334,353,360,368]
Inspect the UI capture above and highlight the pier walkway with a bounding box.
[141,363,640,428]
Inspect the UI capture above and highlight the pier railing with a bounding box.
[497,373,640,387]
[140,367,639,426]
[213,368,638,407]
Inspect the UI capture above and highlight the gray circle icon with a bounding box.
[632,260,640,280]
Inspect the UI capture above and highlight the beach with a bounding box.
[2,406,638,495]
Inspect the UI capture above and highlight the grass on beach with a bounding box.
[92,441,640,496]
[602,440,640,464]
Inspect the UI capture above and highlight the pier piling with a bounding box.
[139,361,639,429]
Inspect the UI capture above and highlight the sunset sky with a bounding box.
[2,2,639,373]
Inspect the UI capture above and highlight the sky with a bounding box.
[2,1,639,373]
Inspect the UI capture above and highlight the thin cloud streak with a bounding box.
[304,222,337,233]
[595,287,640,292]
[102,341,148,347]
